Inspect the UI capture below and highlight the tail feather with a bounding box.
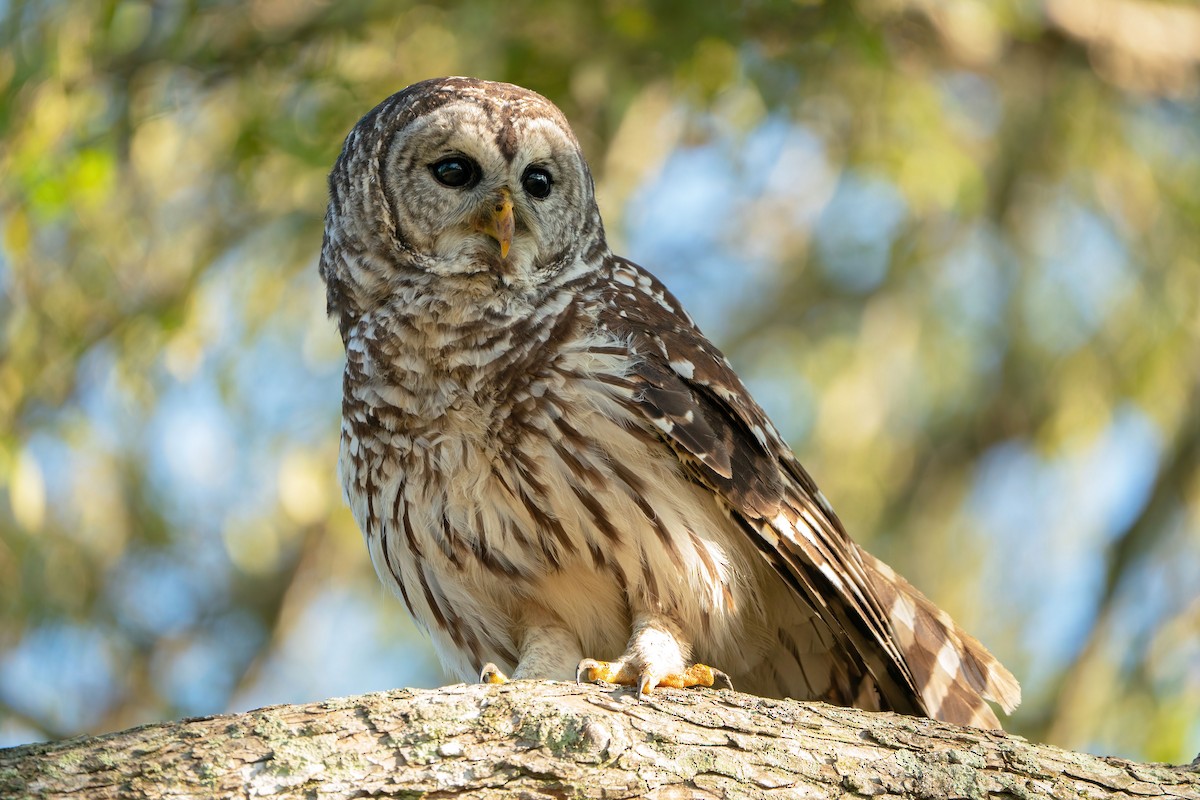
[863,550,1021,729]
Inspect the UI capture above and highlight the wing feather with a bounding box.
[597,256,1019,727]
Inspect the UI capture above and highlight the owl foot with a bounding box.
[479,663,509,684]
[576,658,732,697]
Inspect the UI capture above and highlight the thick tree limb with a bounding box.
[2,682,1196,799]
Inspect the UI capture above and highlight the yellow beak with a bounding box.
[475,188,514,259]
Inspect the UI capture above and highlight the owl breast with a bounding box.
[339,309,783,686]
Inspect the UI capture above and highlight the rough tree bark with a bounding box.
[1,682,1197,799]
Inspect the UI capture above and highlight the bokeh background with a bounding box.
[2,0,1198,763]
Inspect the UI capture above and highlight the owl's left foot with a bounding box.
[479,663,509,684]
[576,658,732,697]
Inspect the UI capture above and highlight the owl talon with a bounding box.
[479,663,509,684]
[709,668,734,690]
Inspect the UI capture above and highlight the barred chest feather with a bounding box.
[338,285,791,686]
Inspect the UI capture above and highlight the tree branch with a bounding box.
[2,682,1196,799]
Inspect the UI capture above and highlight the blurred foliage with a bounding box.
[1,0,1198,763]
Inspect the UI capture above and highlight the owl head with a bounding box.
[320,77,606,342]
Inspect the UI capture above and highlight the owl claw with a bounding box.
[479,663,509,684]
[710,668,734,690]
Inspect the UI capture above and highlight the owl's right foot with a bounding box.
[576,658,732,697]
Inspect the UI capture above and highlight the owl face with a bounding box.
[383,96,592,285]
[321,78,603,333]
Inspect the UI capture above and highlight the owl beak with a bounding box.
[476,188,515,260]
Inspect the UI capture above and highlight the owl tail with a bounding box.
[863,551,1022,730]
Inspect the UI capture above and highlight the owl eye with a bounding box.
[430,157,480,188]
[521,167,553,199]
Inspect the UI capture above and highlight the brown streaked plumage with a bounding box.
[320,76,1021,728]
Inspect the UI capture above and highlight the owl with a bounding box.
[319,76,1020,729]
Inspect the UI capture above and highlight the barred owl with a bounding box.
[319,77,1020,728]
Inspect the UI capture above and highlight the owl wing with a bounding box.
[596,257,1020,729]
